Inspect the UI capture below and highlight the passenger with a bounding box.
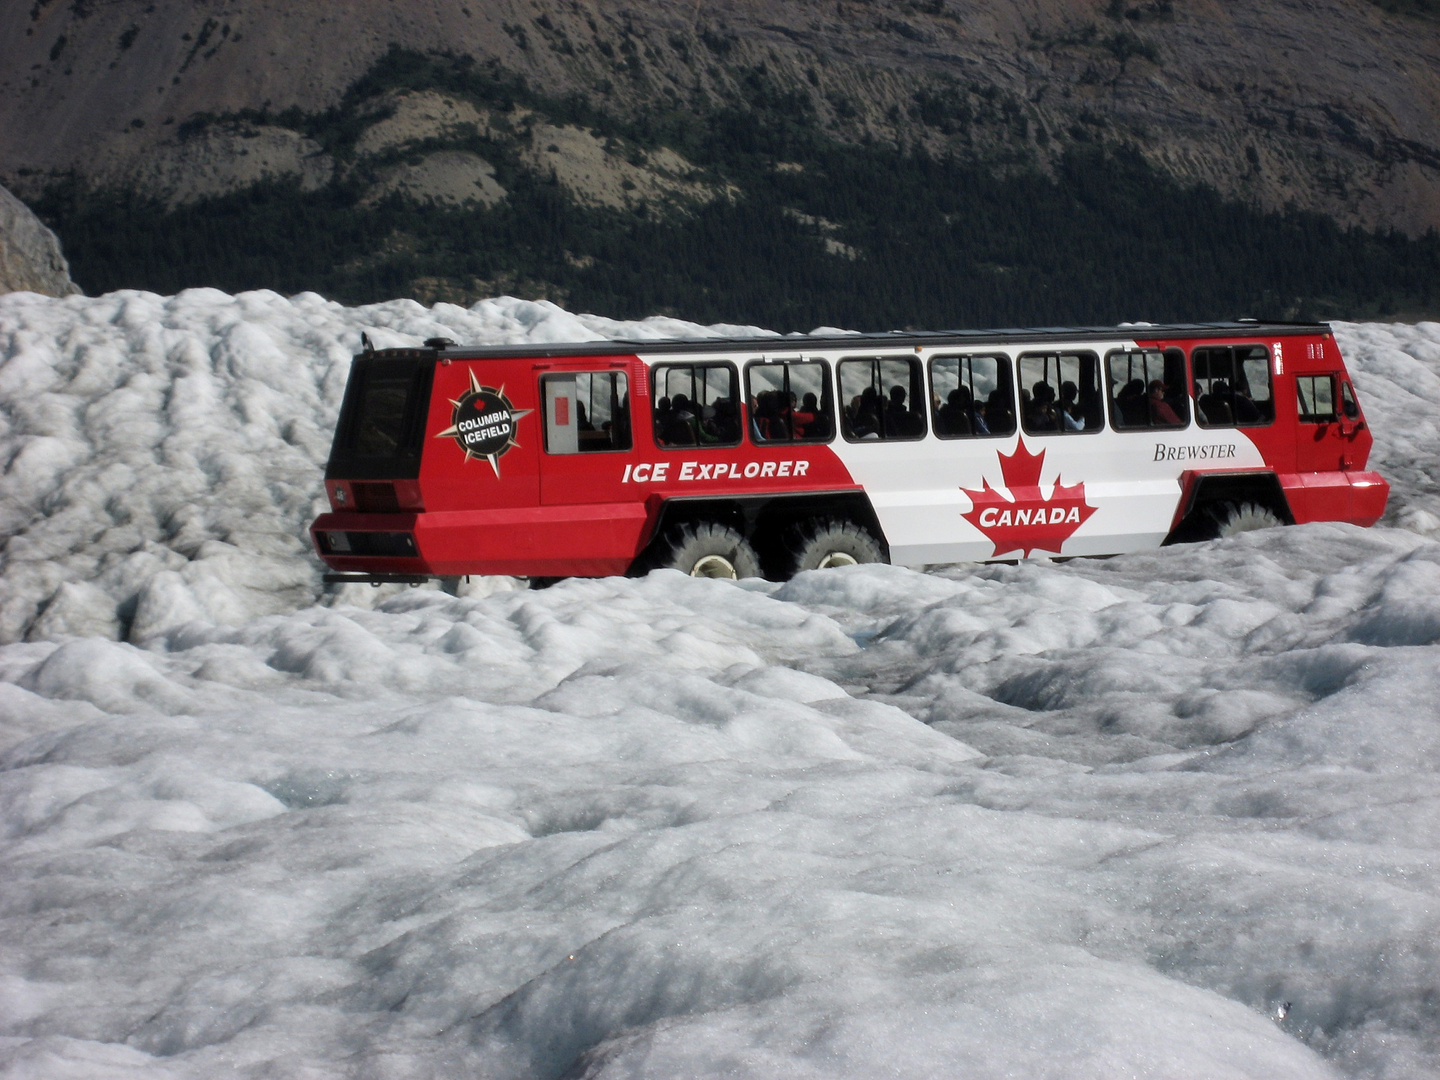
[792,391,819,439]
[884,385,907,436]
[938,388,973,436]
[1058,381,1085,431]
[577,401,595,432]
[710,398,739,442]
[1231,383,1262,423]
[667,393,699,445]
[1163,382,1188,421]
[803,392,834,439]
[1116,379,1147,428]
[1198,379,1235,426]
[985,388,1013,434]
[853,387,883,438]
[1027,381,1059,432]
[697,403,721,443]
[754,391,789,441]
[1147,380,1182,426]
[654,396,673,445]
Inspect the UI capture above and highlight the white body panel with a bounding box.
[633,338,1271,565]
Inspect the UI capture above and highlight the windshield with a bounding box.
[326,356,435,479]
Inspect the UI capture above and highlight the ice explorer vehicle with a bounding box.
[312,322,1387,582]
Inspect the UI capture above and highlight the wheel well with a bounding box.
[1164,471,1294,544]
[638,492,888,578]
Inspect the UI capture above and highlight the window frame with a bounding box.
[1296,373,1338,424]
[927,353,1016,440]
[837,355,928,443]
[1191,344,1277,429]
[540,370,633,455]
[1016,350,1104,436]
[743,358,837,446]
[1104,347,1190,433]
[650,361,743,450]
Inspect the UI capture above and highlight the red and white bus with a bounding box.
[310,322,1387,582]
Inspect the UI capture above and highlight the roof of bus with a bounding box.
[397,321,1333,361]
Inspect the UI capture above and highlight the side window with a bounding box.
[929,355,1016,438]
[652,363,741,448]
[1106,349,1189,431]
[745,360,836,443]
[1296,374,1337,423]
[838,357,927,441]
[542,371,632,453]
[1193,345,1275,427]
[1340,381,1360,420]
[1017,352,1102,434]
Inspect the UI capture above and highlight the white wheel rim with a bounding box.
[690,554,738,579]
[816,552,858,569]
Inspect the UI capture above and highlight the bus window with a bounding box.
[838,357,926,441]
[543,371,631,454]
[745,360,836,443]
[1106,349,1189,431]
[1296,374,1336,423]
[1193,346,1274,427]
[1017,352,1102,435]
[652,363,741,448]
[929,355,1015,438]
[1340,380,1360,420]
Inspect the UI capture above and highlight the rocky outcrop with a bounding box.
[2,1,1438,236]
[0,184,80,297]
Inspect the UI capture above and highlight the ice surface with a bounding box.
[2,295,1439,1078]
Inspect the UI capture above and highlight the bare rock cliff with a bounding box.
[3,0,1439,235]
[0,184,80,297]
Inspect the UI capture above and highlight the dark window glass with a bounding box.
[929,355,1015,438]
[1341,381,1360,420]
[1106,349,1189,431]
[353,365,417,457]
[838,357,926,441]
[1192,346,1275,427]
[1018,352,1102,434]
[745,360,835,443]
[1296,374,1337,423]
[652,364,741,448]
[328,356,435,479]
[543,371,631,454]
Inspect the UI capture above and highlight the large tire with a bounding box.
[1211,501,1284,539]
[785,517,886,576]
[650,522,761,579]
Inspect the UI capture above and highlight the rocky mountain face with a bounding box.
[0,183,80,297]
[3,0,1439,238]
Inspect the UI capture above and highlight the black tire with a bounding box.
[1166,500,1286,545]
[785,517,886,576]
[1211,501,1283,538]
[649,522,761,579]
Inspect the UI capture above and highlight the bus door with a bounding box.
[1293,367,1354,518]
[537,361,637,506]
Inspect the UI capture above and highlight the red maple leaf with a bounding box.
[960,441,1096,557]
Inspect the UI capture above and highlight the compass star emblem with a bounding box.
[435,370,532,477]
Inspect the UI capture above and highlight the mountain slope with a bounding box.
[4,0,1440,234]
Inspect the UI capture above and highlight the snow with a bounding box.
[2,291,1439,1078]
